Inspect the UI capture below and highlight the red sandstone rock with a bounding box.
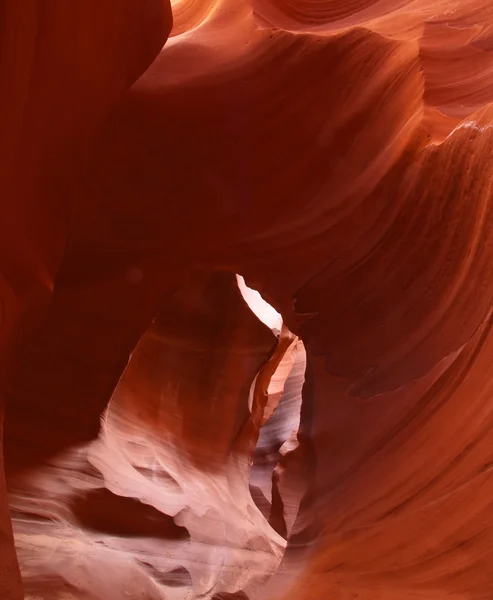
[3,1,493,599]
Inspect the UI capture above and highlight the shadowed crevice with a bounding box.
[212,591,249,600]
[70,488,189,540]
[139,563,192,587]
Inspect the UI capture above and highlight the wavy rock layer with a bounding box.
[0,3,172,598]
[3,0,493,599]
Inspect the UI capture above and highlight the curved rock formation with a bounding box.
[3,0,493,598]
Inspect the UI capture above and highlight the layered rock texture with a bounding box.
[2,1,493,598]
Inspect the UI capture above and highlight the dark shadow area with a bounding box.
[69,488,189,539]
[249,484,271,519]
[212,592,249,600]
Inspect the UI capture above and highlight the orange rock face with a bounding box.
[3,1,493,598]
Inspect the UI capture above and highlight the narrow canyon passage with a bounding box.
[5,273,305,599]
[4,1,493,599]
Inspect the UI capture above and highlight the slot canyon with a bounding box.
[3,0,493,598]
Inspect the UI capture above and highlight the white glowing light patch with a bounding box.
[236,275,283,335]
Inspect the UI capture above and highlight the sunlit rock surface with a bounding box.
[3,0,493,599]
